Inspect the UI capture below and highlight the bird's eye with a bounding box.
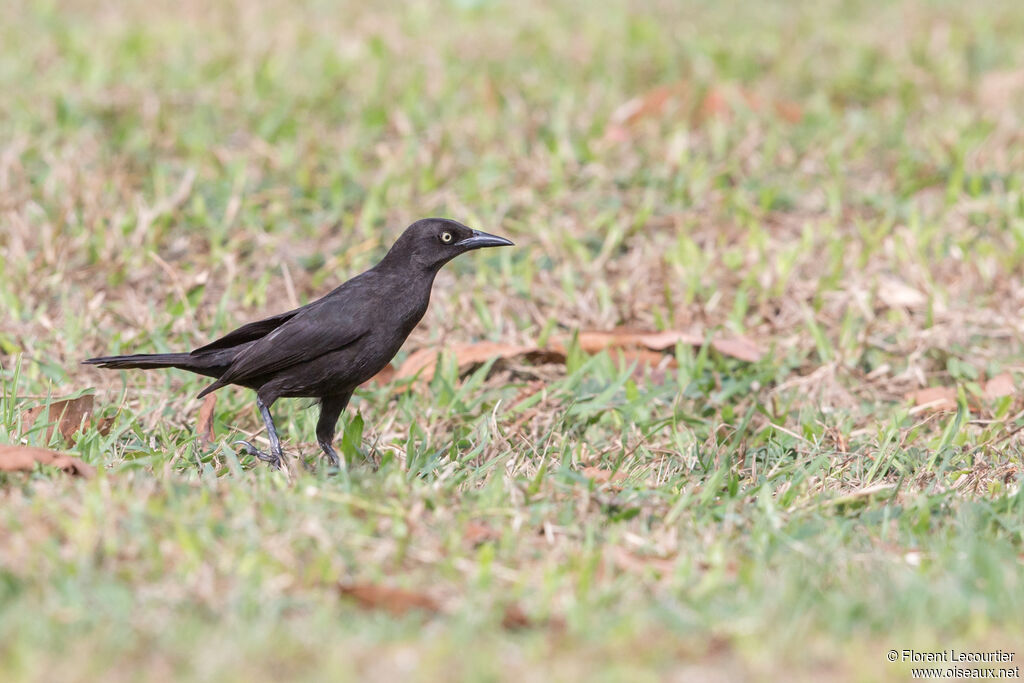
[440,231,453,244]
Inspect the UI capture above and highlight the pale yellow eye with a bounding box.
[440,231,453,243]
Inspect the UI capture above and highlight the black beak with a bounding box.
[455,229,514,250]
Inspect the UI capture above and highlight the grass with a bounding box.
[2,0,1024,679]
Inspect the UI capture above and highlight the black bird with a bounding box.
[84,218,513,469]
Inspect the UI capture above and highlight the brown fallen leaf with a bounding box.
[20,395,98,444]
[705,336,763,363]
[566,328,763,362]
[196,393,217,444]
[905,386,957,412]
[397,342,536,381]
[572,328,694,353]
[605,84,676,141]
[609,85,675,127]
[337,582,440,616]
[0,444,96,478]
[698,87,732,119]
[501,604,532,630]
[773,99,804,124]
[500,603,566,633]
[360,362,396,388]
[581,466,627,485]
[605,82,801,141]
[396,343,563,387]
[464,521,500,547]
[984,373,1016,401]
[392,328,758,391]
[95,416,115,436]
[698,86,803,123]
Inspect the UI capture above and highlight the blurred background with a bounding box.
[2,0,1023,680]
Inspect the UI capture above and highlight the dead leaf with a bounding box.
[95,416,115,436]
[566,328,763,362]
[464,521,500,547]
[20,395,97,444]
[705,336,763,363]
[392,329,758,391]
[196,393,217,444]
[698,87,733,119]
[571,328,698,353]
[337,582,440,616]
[396,343,559,385]
[699,87,802,123]
[606,85,676,141]
[501,604,533,630]
[360,363,396,388]
[773,99,804,124]
[905,386,957,412]
[984,373,1015,401]
[609,85,675,127]
[581,466,627,485]
[0,444,96,478]
[500,604,566,632]
[606,82,801,141]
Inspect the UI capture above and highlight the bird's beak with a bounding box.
[455,229,515,250]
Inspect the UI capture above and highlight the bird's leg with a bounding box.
[259,397,286,465]
[316,392,352,469]
[234,396,286,469]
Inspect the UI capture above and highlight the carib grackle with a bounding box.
[84,218,513,469]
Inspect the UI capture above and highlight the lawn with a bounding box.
[2,0,1023,680]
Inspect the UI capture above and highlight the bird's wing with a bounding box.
[212,299,368,386]
[191,308,303,354]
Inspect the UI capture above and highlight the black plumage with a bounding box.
[84,218,514,468]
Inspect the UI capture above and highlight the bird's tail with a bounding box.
[83,353,196,370]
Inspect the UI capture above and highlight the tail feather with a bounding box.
[82,353,194,370]
[84,352,231,395]
[196,379,227,399]
[85,319,268,398]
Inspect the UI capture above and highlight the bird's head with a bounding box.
[383,218,514,272]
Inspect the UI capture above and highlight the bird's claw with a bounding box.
[233,440,284,469]
[324,450,341,470]
[316,440,342,471]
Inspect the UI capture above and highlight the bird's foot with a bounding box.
[233,440,285,470]
[324,449,341,470]
[317,440,343,472]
